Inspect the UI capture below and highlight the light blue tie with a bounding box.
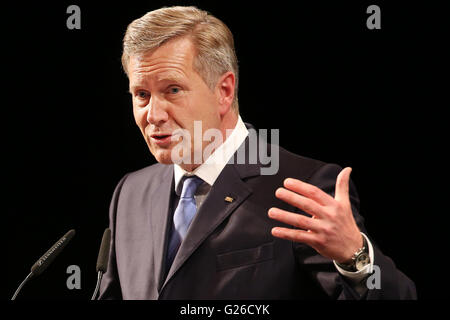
[166,176,203,269]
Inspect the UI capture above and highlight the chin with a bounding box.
[149,148,173,164]
[150,143,192,166]
[153,152,174,164]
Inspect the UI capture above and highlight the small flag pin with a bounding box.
[224,196,234,203]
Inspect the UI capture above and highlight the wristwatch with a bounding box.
[336,237,370,272]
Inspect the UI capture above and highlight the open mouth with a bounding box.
[151,134,171,140]
[150,133,173,145]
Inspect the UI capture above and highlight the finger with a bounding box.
[271,227,316,245]
[268,207,319,231]
[275,188,327,218]
[335,167,352,203]
[283,178,334,206]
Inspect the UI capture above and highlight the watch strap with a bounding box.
[336,236,368,272]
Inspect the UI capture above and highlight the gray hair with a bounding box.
[122,6,239,111]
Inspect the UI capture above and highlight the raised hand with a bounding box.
[268,167,363,264]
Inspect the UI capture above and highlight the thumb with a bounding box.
[335,167,352,203]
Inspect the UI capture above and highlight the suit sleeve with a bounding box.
[293,163,417,300]
[98,174,129,300]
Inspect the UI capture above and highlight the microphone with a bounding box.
[11,229,76,300]
[91,228,111,300]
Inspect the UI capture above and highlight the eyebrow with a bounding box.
[155,72,185,83]
[129,73,185,93]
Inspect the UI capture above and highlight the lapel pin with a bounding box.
[224,196,234,203]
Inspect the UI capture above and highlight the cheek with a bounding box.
[133,106,147,131]
[189,95,220,123]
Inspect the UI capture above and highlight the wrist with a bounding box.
[336,235,370,272]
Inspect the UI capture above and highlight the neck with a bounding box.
[180,111,239,172]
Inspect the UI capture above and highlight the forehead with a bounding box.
[128,37,196,84]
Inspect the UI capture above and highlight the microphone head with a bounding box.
[30,229,76,277]
[96,228,111,273]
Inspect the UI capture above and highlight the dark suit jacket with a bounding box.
[99,136,416,299]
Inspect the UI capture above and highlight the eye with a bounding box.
[136,90,150,99]
[168,86,181,94]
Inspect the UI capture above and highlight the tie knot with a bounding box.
[180,176,203,199]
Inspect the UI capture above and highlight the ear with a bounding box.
[216,71,236,116]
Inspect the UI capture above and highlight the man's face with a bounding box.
[127,37,222,168]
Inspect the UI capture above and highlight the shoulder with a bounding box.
[126,162,171,181]
[276,146,342,182]
[114,162,172,192]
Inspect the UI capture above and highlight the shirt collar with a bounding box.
[174,115,249,194]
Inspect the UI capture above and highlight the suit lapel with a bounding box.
[161,161,260,290]
[150,165,174,293]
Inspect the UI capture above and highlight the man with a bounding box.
[99,6,416,299]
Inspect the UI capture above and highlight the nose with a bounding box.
[146,96,169,126]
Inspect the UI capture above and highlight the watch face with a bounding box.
[355,253,370,271]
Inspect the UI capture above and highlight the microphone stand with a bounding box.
[11,272,33,300]
[10,229,75,300]
[90,228,111,300]
[91,271,103,300]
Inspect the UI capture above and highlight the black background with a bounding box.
[5,0,448,304]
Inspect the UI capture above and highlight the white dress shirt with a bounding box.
[174,115,249,203]
[173,115,374,287]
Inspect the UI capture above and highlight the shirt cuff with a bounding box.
[333,232,374,283]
